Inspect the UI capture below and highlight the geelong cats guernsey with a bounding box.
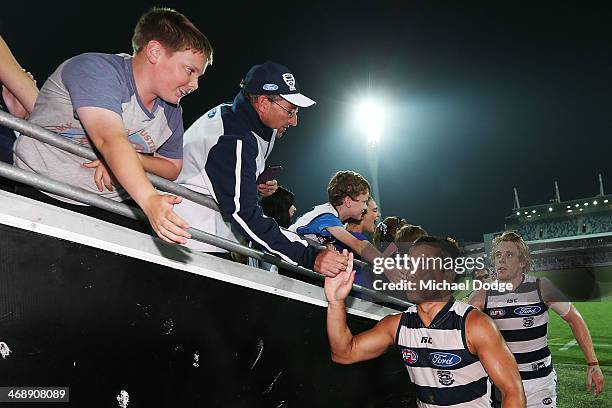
[396,299,491,408]
[484,275,552,381]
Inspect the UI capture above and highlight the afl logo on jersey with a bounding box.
[207,108,217,118]
[401,348,418,365]
[430,352,462,368]
[542,397,553,405]
[514,306,542,316]
[488,308,506,318]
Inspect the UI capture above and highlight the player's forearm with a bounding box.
[327,300,356,364]
[138,154,181,181]
[359,241,382,263]
[96,136,157,205]
[567,313,598,363]
[497,374,526,408]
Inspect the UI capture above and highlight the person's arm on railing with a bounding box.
[0,35,38,117]
[76,107,190,244]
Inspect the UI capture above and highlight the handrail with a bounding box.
[0,110,220,212]
[0,119,410,308]
[0,110,371,269]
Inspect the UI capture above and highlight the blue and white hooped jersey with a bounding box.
[396,299,491,408]
[484,275,552,381]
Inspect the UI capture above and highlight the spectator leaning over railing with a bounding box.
[13,8,212,244]
[174,61,348,277]
[290,171,391,273]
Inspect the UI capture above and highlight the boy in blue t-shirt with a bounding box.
[13,8,212,244]
[289,171,383,265]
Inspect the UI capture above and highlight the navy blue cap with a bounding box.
[242,61,316,108]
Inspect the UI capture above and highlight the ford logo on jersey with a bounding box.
[401,348,418,365]
[514,306,542,316]
[429,352,462,367]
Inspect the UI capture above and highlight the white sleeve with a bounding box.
[549,301,571,317]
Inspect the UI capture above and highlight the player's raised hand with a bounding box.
[324,250,356,302]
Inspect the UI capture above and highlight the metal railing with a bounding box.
[0,110,411,308]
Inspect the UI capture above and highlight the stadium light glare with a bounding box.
[605,199,609,204]
[548,207,553,212]
[531,210,536,214]
[575,204,579,208]
[524,211,529,215]
[566,205,571,209]
[584,202,589,206]
[593,200,598,205]
[527,215,532,218]
[567,209,573,213]
[579,208,584,212]
[356,99,385,148]
[516,211,520,216]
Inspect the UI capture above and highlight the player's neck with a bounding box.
[499,272,524,290]
[416,298,451,327]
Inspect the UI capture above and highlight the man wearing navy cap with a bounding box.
[175,62,349,276]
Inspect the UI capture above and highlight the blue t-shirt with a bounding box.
[289,203,343,245]
[14,53,184,201]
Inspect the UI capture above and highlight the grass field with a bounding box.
[535,267,611,407]
[549,301,611,407]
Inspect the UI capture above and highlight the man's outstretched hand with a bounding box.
[141,194,191,244]
[314,249,349,277]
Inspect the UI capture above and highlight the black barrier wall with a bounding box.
[0,224,415,407]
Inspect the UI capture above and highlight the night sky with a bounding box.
[2,1,611,242]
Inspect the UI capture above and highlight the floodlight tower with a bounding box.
[356,100,384,214]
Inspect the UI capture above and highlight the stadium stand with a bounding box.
[480,192,612,273]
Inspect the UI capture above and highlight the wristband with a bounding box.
[587,362,599,367]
